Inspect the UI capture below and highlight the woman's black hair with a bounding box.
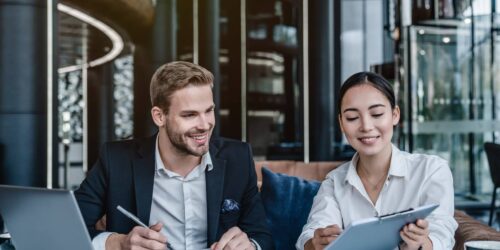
[337,72,396,116]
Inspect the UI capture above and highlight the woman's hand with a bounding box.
[399,219,432,250]
[304,225,342,250]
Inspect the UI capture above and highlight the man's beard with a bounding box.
[164,125,212,157]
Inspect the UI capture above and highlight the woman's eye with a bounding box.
[346,117,358,121]
[372,113,383,118]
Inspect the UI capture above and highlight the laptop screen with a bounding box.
[0,185,93,250]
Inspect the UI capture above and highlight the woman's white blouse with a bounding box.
[296,145,458,250]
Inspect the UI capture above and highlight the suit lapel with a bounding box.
[132,136,156,225]
[206,141,226,244]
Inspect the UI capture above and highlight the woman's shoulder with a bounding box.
[398,149,449,170]
[325,161,351,180]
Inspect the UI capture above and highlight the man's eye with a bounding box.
[182,114,195,118]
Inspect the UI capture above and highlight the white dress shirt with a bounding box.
[149,140,212,250]
[92,137,213,250]
[296,145,458,250]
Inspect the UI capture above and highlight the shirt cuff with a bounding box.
[92,232,113,250]
[428,234,443,250]
[250,238,262,250]
[295,231,314,250]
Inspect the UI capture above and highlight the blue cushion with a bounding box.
[260,167,321,250]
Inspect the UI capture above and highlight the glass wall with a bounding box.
[245,0,303,160]
[217,0,305,160]
[402,14,500,195]
[341,0,385,81]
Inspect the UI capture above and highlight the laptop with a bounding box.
[0,185,93,250]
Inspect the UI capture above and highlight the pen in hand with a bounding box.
[117,205,174,250]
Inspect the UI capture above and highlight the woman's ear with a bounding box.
[392,106,401,126]
[151,106,166,127]
[338,115,345,132]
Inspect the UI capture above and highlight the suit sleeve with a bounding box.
[238,144,274,250]
[74,143,110,239]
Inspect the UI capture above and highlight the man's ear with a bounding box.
[151,106,166,127]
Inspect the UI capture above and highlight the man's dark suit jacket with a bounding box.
[75,135,273,249]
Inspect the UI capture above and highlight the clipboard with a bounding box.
[325,203,439,250]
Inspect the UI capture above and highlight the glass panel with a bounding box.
[365,0,384,69]
[113,55,134,140]
[495,15,500,144]
[341,0,364,81]
[341,0,385,80]
[246,0,303,160]
[404,15,498,195]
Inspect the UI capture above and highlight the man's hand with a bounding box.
[210,226,255,250]
[399,219,432,250]
[105,222,168,250]
[304,225,342,250]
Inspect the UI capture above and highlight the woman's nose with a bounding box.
[359,116,374,131]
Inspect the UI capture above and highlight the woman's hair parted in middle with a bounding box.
[337,72,396,117]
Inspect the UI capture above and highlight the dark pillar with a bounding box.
[132,0,176,139]
[87,63,114,165]
[0,0,49,186]
[199,0,220,136]
[133,42,156,138]
[153,0,176,67]
[219,0,242,140]
[283,55,296,142]
[309,0,339,160]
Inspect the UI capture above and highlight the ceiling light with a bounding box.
[57,4,124,74]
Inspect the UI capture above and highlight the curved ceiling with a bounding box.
[58,4,124,73]
[57,0,155,73]
[61,0,155,41]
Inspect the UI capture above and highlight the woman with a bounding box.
[296,72,457,250]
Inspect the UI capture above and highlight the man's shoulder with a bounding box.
[102,135,155,154]
[210,137,249,151]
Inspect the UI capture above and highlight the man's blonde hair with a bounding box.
[150,61,214,113]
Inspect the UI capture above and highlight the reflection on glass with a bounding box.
[402,15,499,195]
[58,70,84,142]
[113,55,134,140]
[245,0,303,160]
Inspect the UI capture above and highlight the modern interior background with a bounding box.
[0,0,499,210]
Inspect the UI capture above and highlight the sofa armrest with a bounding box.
[453,210,500,250]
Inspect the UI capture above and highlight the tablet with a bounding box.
[325,203,439,250]
[0,185,93,250]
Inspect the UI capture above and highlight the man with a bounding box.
[75,61,273,250]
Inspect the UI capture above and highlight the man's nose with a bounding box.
[196,114,213,130]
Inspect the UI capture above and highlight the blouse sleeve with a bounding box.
[420,159,458,250]
[295,176,343,250]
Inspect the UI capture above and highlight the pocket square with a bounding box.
[221,199,240,214]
